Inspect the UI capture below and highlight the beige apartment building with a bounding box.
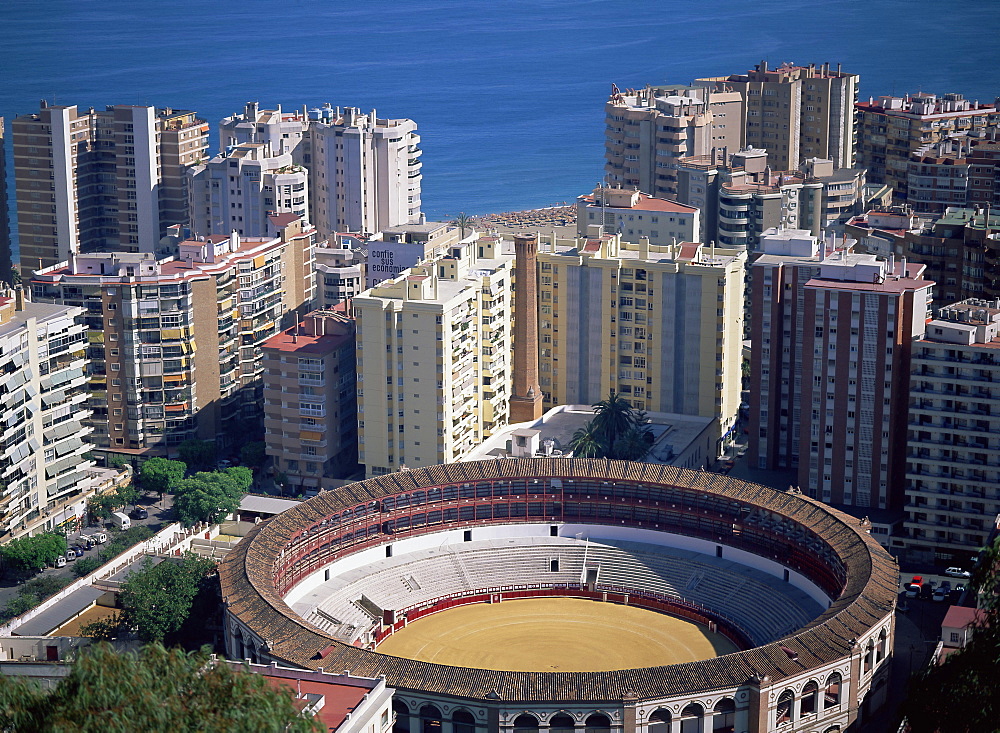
[352,233,514,476]
[856,92,1000,202]
[0,295,95,540]
[903,299,1000,565]
[262,309,358,491]
[12,102,208,272]
[536,232,746,447]
[696,61,859,173]
[576,186,700,245]
[604,84,742,198]
[29,217,316,460]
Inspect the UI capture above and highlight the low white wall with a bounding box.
[283,522,832,608]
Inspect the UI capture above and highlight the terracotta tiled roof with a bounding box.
[220,459,897,702]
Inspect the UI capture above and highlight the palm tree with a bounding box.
[451,212,474,240]
[569,419,607,459]
[612,426,651,460]
[592,390,634,456]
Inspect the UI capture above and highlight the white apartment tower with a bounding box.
[352,234,513,476]
[0,296,95,540]
[216,103,422,238]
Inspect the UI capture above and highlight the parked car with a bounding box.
[130,505,149,520]
[68,545,84,557]
[110,511,131,531]
[90,531,108,544]
[53,556,67,568]
[921,582,935,599]
[910,575,924,587]
[904,584,920,599]
[945,567,971,578]
[932,586,949,602]
[65,552,76,563]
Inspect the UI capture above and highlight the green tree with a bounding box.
[139,457,187,498]
[177,439,217,472]
[87,493,118,523]
[612,426,652,460]
[592,390,635,456]
[79,614,123,642]
[106,453,131,469]
[450,211,474,239]
[115,481,140,508]
[0,532,68,577]
[173,470,245,527]
[97,525,154,563]
[240,441,266,469]
[0,642,322,732]
[72,556,103,578]
[900,537,1000,732]
[569,419,607,458]
[118,555,217,643]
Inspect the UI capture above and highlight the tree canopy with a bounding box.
[139,457,187,498]
[173,468,249,527]
[568,392,654,460]
[240,441,266,469]
[900,537,1000,732]
[116,554,217,643]
[0,532,67,577]
[0,642,321,732]
[177,439,217,472]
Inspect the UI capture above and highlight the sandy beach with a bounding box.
[471,204,577,237]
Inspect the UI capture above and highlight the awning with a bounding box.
[55,436,84,457]
[41,389,66,407]
[50,367,84,388]
[45,455,79,479]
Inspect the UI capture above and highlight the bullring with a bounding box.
[220,458,898,732]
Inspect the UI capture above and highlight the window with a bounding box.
[776,689,794,725]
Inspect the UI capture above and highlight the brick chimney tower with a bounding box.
[510,233,544,423]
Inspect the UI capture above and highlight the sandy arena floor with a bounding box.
[375,597,738,671]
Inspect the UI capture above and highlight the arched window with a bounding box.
[549,714,575,733]
[776,690,794,726]
[825,673,842,708]
[712,698,736,733]
[513,714,539,733]
[800,681,819,717]
[680,703,703,733]
[393,701,411,733]
[864,639,875,673]
[584,714,610,733]
[877,628,888,663]
[453,710,476,733]
[420,705,442,733]
[648,709,670,733]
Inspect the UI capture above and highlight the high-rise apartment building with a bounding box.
[0,295,95,540]
[903,299,1000,565]
[30,217,316,460]
[262,309,358,491]
[0,117,11,284]
[315,237,367,310]
[216,103,422,237]
[749,230,933,509]
[536,233,746,446]
[968,140,1000,207]
[856,93,1000,202]
[604,84,742,198]
[12,102,208,272]
[188,141,309,238]
[353,233,513,476]
[696,61,859,173]
[575,186,700,245]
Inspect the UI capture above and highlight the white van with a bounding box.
[111,511,131,531]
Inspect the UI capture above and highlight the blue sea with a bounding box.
[3,0,998,233]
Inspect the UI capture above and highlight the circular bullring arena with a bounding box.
[220,459,899,733]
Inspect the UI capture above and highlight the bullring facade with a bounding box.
[220,459,898,733]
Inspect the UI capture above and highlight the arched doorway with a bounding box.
[775,690,794,726]
[800,681,819,717]
[648,709,670,733]
[453,710,476,733]
[420,705,442,733]
[513,714,539,733]
[584,714,610,733]
[679,704,703,733]
[549,714,575,733]
[824,673,842,709]
[712,698,735,733]
[393,700,411,733]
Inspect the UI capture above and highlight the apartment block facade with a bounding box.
[188,142,309,238]
[0,296,95,540]
[353,234,513,476]
[604,84,742,198]
[856,93,1000,202]
[750,232,933,509]
[696,61,859,172]
[536,233,746,446]
[903,299,1000,565]
[0,118,10,283]
[576,186,700,245]
[12,102,208,271]
[262,309,358,491]
[315,237,367,310]
[30,218,316,459]
[217,103,422,237]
